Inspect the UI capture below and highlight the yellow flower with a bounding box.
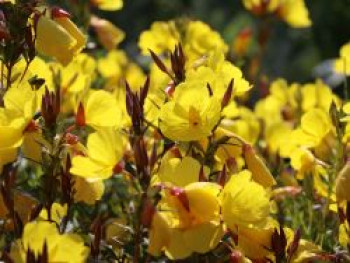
[334,42,350,75]
[221,170,270,230]
[236,219,278,260]
[289,147,316,179]
[157,156,208,187]
[148,212,171,256]
[184,21,228,63]
[0,125,22,173]
[242,0,311,28]
[56,53,97,94]
[139,20,227,63]
[150,182,224,259]
[90,16,125,50]
[159,80,221,141]
[39,203,67,224]
[186,50,251,98]
[75,89,123,129]
[291,108,333,149]
[0,82,45,163]
[301,79,339,112]
[277,0,312,28]
[221,106,260,144]
[73,176,105,205]
[265,122,292,154]
[91,0,123,11]
[10,221,89,262]
[35,8,86,66]
[139,21,180,55]
[70,128,124,180]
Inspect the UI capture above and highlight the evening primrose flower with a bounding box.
[186,50,251,98]
[139,20,227,63]
[334,42,350,75]
[291,108,333,150]
[156,156,208,187]
[91,16,125,50]
[39,203,67,224]
[236,218,278,260]
[301,79,339,112]
[221,170,270,230]
[139,21,180,55]
[75,89,123,129]
[91,0,123,11]
[159,80,221,141]
[183,21,228,63]
[149,182,224,259]
[242,0,311,28]
[35,8,86,66]
[73,176,105,205]
[0,81,45,163]
[70,128,124,180]
[0,125,22,173]
[10,221,89,262]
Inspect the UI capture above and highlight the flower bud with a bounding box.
[229,250,244,263]
[335,161,350,202]
[75,102,86,127]
[243,144,276,188]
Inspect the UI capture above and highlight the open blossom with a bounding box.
[10,221,89,262]
[159,80,221,141]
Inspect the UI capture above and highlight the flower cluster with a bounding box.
[0,0,349,262]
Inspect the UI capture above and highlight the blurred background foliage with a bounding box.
[54,0,350,83]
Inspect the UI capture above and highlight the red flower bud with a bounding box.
[75,102,86,127]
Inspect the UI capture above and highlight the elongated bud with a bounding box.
[287,228,301,260]
[335,161,350,202]
[217,165,227,187]
[198,166,206,182]
[221,79,234,109]
[165,81,175,97]
[149,49,173,79]
[141,199,156,227]
[271,226,287,260]
[75,102,86,127]
[51,7,71,19]
[41,87,60,128]
[243,144,276,188]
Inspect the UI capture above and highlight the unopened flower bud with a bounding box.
[75,102,86,127]
[243,144,276,188]
[335,161,350,202]
[229,250,244,263]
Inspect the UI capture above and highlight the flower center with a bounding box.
[188,106,201,128]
